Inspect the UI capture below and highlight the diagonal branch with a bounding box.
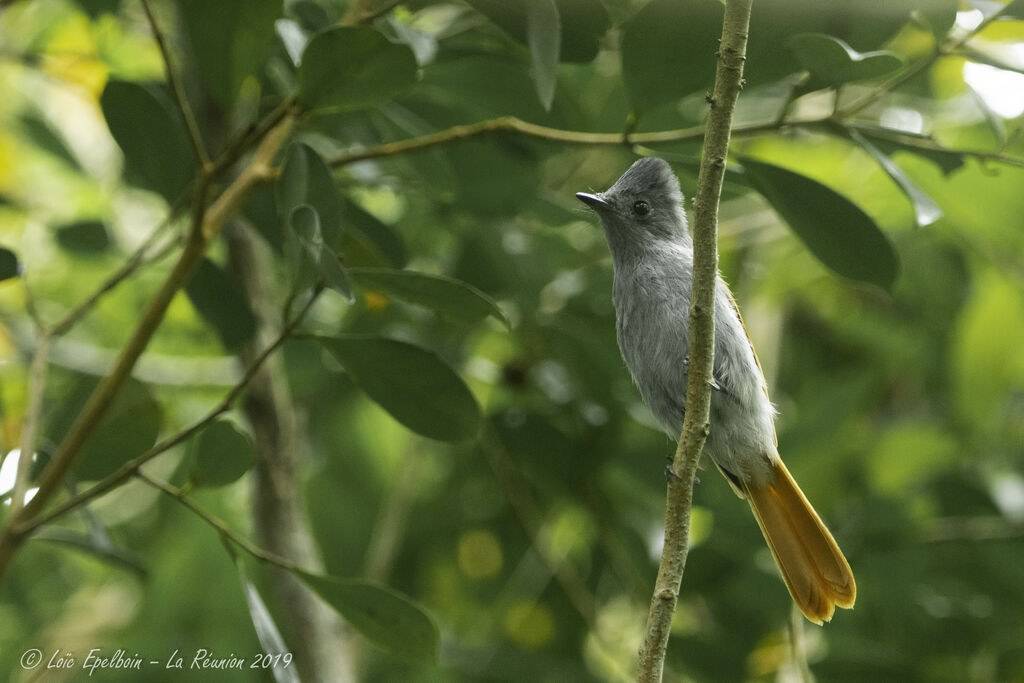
[16,286,322,535]
[0,114,295,583]
[141,0,210,168]
[635,0,754,681]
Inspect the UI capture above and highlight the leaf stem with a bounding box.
[635,0,753,681]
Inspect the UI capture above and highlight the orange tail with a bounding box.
[741,459,856,624]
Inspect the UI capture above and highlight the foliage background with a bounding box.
[1,0,1023,681]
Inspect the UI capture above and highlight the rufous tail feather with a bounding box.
[741,459,856,624]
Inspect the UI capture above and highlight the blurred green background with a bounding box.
[0,0,1023,681]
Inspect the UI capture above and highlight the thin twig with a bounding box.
[847,124,1024,169]
[141,0,210,168]
[328,112,1024,174]
[327,117,788,167]
[50,202,184,337]
[840,4,1014,118]
[0,115,296,582]
[135,469,302,571]
[636,0,753,680]
[17,287,323,535]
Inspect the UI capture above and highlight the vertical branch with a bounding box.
[226,226,354,683]
[11,333,48,516]
[635,1,754,681]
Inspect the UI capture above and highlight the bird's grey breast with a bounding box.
[611,248,694,436]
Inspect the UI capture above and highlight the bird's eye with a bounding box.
[632,200,650,216]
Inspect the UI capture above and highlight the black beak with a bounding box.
[576,192,610,210]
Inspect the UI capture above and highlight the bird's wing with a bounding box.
[724,287,778,447]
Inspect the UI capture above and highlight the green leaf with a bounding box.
[851,126,965,176]
[295,571,439,665]
[230,555,300,683]
[55,220,112,253]
[788,33,903,90]
[187,419,255,488]
[341,197,406,268]
[621,0,722,114]
[315,335,481,441]
[848,128,942,228]
[318,249,353,302]
[277,143,342,248]
[289,205,353,301]
[33,527,148,577]
[184,258,258,352]
[73,379,163,481]
[284,205,321,293]
[526,0,560,111]
[348,267,509,329]
[464,0,610,63]
[177,0,281,108]
[19,112,82,172]
[297,26,417,112]
[966,82,1008,148]
[100,80,193,203]
[739,157,899,289]
[915,0,958,37]
[0,247,19,281]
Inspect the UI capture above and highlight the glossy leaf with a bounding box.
[236,564,299,683]
[73,379,163,481]
[184,258,258,352]
[788,34,902,89]
[316,335,481,441]
[295,571,439,665]
[277,143,342,248]
[178,0,281,108]
[852,127,965,176]
[187,420,255,488]
[0,247,19,281]
[526,0,560,111]
[348,267,509,328]
[55,220,111,253]
[621,0,722,114]
[916,0,958,37]
[284,205,320,293]
[341,197,406,268]
[101,80,193,202]
[231,557,299,683]
[289,205,353,301]
[297,26,417,112]
[849,128,943,227]
[740,157,899,289]
[464,0,609,63]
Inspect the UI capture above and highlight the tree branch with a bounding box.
[227,225,352,683]
[135,469,305,571]
[141,0,210,168]
[840,3,1015,118]
[0,114,295,583]
[15,286,322,536]
[635,1,753,681]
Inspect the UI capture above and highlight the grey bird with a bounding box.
[577,157,856,624]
